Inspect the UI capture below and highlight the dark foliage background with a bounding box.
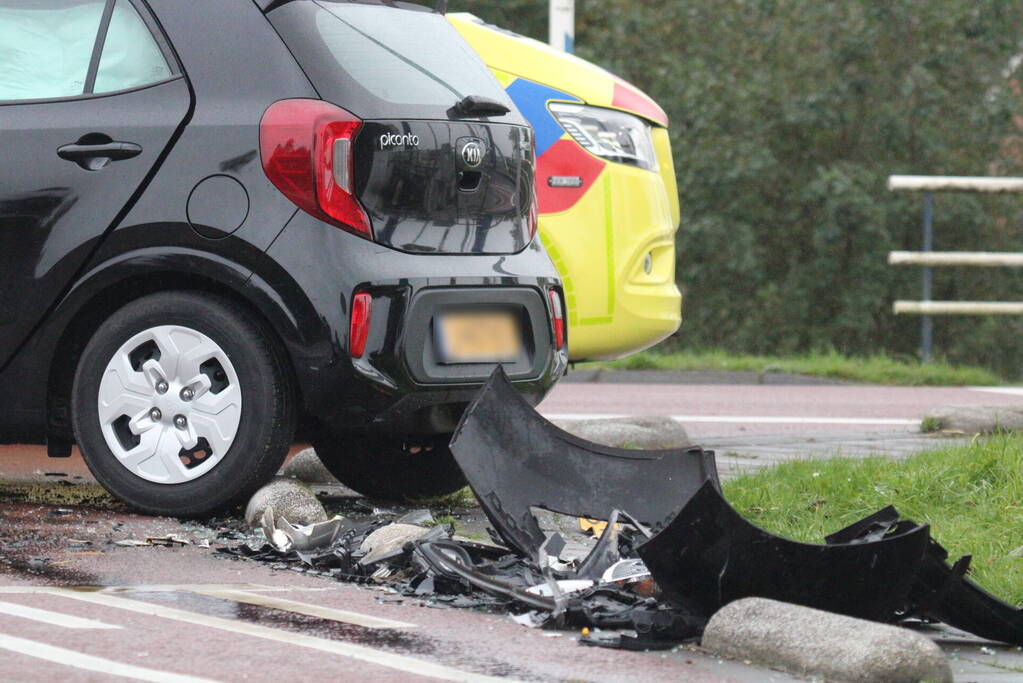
[452,1,1023,375]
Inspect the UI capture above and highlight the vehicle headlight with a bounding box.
[549,102,657,171]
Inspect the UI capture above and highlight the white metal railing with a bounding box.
[888,175,1023,360]
[888,175,1023,193]
[894,301,1023,315]
[888,251,1023,267]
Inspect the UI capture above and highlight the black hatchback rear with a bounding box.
[268,1,537,255]
[0,0,567,514]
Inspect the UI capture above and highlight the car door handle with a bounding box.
[57,137,142,171]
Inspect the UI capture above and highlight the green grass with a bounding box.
[410,486,477,509]
[427,514,457,529]
[582,349,1005,386]
[723,434,1023,605]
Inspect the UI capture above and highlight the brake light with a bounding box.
[260,99,372,239]
[548,289,566,350]
[350,292,372,358]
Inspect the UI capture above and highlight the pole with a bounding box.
[549,0,575,53]
[921,192,933,362]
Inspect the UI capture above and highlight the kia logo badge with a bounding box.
[461,141,485,168]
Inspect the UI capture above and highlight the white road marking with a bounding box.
[22,588,505,682]
[0,585,408,628]
[187,588,415,629]
[0,584,339,595]
[543,413,920,426]
[969,386,1023,396]
[0,632,216,682]
[0,600,120,629]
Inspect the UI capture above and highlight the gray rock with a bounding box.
[244,477,328,530]
[925,404,1023,435]
[358,523,432,566]
[702,598,952,683]
[279,448,340,484]
[552,415,689,449]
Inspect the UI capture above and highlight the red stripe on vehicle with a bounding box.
[612,82,669,127]
[536,139,606,215]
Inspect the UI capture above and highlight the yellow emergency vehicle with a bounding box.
[450,13,682,360]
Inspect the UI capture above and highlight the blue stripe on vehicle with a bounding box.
[504,79,580,158]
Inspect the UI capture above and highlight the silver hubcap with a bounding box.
[97,325,243,484]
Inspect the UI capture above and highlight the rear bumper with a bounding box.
[345,281,566,434]
[262,211,567,436]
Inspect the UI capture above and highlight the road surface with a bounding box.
[542,380,1023,438]
[2,378,1022,681]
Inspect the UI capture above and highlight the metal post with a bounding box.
[549,0,575,53]
[921,192,933,362]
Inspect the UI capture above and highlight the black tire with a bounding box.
[313,433,467,500]
[72,290,295,517]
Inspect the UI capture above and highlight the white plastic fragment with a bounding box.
[524,580,595,597]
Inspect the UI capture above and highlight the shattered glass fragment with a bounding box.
[396,509,435,526]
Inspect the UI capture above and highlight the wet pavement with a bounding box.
[0,497,802,682]
[3,378,1023,680]
[1,453,1022,681]
[707,431,971,478]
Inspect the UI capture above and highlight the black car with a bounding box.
[0,0,567,516]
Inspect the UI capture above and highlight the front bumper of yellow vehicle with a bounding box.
[539,135,682,361]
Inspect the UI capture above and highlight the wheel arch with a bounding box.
[45,250,307,453]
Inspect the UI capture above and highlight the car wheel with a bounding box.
[72,291,295,516]
[313,434,467,500]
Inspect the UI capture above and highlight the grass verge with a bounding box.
[723,434,1023,604]
[583,349,1005,386]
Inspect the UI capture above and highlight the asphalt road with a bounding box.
[541,380,1023,479]
[3,378,1023,681]
[541,380,1023,438]
[0,499,794,683]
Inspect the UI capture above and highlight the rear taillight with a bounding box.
[548,289,566,350]
[349,292,372,358]
[259,99,372,239]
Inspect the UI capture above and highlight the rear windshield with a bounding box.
[270,1,516,120]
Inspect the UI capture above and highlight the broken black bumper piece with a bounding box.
[638,481,932,623]
[911,544,1023,647]
[826,508,1023,647]
[449,368,719,557]
[449,372,1023,647]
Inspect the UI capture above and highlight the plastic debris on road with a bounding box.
[220,500,702,648]
[258,506,350,553]
[113,535,189,547]
[216,368,1023,650]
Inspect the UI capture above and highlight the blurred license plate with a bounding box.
[436,310,522,364]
